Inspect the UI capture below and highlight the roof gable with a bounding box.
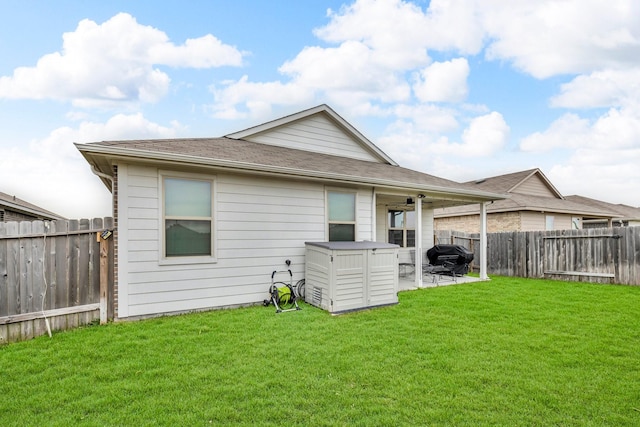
[469,168,563,199]
[225,104,397,166]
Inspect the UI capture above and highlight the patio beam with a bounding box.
[415,196,424,288]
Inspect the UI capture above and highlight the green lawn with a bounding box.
[2,276,639,426]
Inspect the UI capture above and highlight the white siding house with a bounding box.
[77,104,505,320]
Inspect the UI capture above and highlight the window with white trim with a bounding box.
[327,190,356,241]
[545,215,554,231]
[388,210,415,247]
[163,176,214,258]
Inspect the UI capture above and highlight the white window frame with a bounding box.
[545,215,555,231]
[326,188,357,241]
[159,170,217,265]
[387,209,415,247]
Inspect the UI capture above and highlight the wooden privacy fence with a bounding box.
[435,227,640,285]
[0,218,114,345]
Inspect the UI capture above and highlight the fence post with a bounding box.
[97,229,112,325]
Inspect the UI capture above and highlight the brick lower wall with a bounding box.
[435,211,523,233]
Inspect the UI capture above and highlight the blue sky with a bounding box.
[1,0,639,218]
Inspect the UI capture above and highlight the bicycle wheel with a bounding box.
[295,279,305,300]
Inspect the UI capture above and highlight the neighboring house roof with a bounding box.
[565,195,640,222]
[470,168,564,199]
[0,191,65,221]
[77,105,507,208]
[435,168,617,219]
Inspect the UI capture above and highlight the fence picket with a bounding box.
[0,218,114,345]
[436,227,640,285]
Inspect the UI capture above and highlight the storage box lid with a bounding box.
[305,241,399,250]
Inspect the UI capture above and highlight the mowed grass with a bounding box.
[1,276,639,426]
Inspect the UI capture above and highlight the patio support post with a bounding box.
[415,197,423,288]
[479,202,489,280]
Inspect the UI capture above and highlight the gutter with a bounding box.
[90,164,114,191]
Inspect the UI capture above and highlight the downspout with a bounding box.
[91,164,115,218]
[91,164,114,186]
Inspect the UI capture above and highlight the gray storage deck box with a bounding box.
[304,241,399,313]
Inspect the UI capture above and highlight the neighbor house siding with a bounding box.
[512,174,556,197]
[242,115,381,163]
[520,211,545,231]
[117,163,378,318]
[520,211,573,231]
[552,214,573,230]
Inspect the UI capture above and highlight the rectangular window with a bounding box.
[327,191,356,241]
[545,215,555,231]
[388,210,415,247]
[163,176,214,258]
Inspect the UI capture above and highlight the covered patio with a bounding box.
[373,192,495,290]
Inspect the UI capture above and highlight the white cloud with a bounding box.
[413,58,469,103]
[459,112,510,156]
[211,0,436,118]
[521,107,640,152]
[549,157,640,206]
[315,0,432,69]
[520,113,590,152]
[480,0,640,78]
[520,105,640,206]
[421,0,485,54]
[390,103,460,134]
[379,110,508,174]
[0,13,244,107]
[210,75,315,119]
[551,68,640,109]
[0,114,182,219]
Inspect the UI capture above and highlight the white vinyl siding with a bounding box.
[356,191,373,241]
[242,114,381,162]
[118,164,373,318]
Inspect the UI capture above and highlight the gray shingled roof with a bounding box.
[435,192,616,218]
[465,169,538,192]
[79,137,506,202]
[0,191,65,220]
[434,167,619,218]
[566,195,640,220]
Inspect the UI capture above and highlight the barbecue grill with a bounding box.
[425,244,474,276]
